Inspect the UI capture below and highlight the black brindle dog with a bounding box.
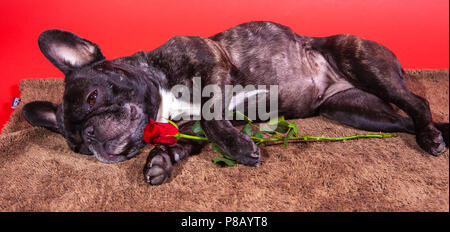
[23,21,449,185]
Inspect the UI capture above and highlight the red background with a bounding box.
[0,0,449,132]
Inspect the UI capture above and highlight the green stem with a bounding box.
[172,132,396,143]
[251,133,397,144]
[172,133,209,141]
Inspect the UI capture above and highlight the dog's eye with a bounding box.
[87,90,98,106]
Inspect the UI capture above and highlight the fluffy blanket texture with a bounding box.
[0,70,448,211]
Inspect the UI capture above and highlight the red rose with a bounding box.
[143,119,179,145]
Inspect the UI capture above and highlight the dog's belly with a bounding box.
[211,21,354,118]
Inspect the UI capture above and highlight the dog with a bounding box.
[22,21,449,185]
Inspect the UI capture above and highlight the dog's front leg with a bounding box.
[199,74,261,167]
[143,121,207,185]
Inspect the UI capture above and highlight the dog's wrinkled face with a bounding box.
[60,63,149,163]
[22,29,155,163]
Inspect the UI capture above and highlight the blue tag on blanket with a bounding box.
[11,97,21,109]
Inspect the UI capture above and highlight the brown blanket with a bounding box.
[0,70,448,212]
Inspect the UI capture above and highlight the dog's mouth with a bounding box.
[88,141,142,164]
[89,144,127,164]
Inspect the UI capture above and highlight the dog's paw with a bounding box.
[236,142,261,167]
[143,147,173,185]
[224,134,261,167]
[435,122,449,147]
[417,124,447,156]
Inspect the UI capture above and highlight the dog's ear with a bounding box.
[22,101,62,134]
[38,29,105,75]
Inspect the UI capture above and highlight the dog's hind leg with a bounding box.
[315,35,448,156]
[319,88,449,151]
[319,88,415,134]
[143,121,208,185]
